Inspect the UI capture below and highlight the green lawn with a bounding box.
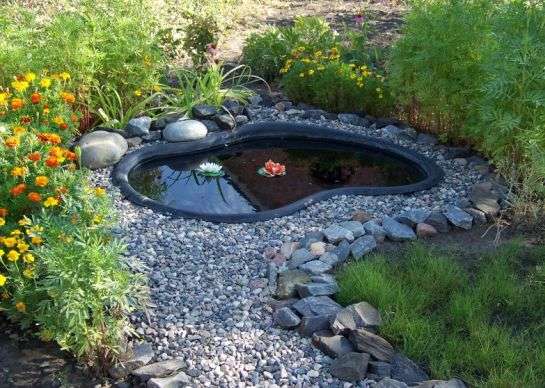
[336,243,545,388]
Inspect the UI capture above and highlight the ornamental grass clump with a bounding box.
[0,71,146,368]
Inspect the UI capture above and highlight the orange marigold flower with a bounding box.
[49,146,63,157]
[20,116,32,126]
[35,176,49,187]
[31,92,41,104]
[5,136,19,148]
[15,301,26,313]
[48,134,61,144]
[60,92,75,104]
[10,183,26,197]
[28,152,41,161]
[64,150,77,161]
[59,122,68,130]
[45,156,60,168]
[0,208,7,217]
[70,113,79,123]
[10,98,24,110]
[27,192,42,202]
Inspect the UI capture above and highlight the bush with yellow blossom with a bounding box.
[281,46,392,116]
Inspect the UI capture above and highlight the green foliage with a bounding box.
[0,0,165,106]
[164,64,260,114]
[336,243,545,387]
[242,16,338,82]
[281,48,391,115]
[28,183,147,366]
[388,0,545,210]
[181,11,220,67]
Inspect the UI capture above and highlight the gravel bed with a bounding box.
[90,106,487,387]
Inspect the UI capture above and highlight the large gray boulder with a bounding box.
[79,130,128,169]
[273,307,301,328]
[132,359,186,381]
[163,120,207,142]
[391,353,429,385]
[292,296,342,318]
[350,235,377,258]
[297,281,339,298]
[363,220,387,243]
[147,371,190,388]
[323,224,355,243]
[276,270,310,299]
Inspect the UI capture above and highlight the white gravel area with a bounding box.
[90,106,488,387]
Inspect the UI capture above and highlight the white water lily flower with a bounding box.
[197,162,223,176]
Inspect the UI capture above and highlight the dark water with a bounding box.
[129,139,425,215]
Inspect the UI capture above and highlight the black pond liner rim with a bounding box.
[112,122,444,223]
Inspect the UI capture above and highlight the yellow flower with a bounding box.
[134,89,142,97]
[52,116,65,126]
[3,237,16,248]
[7,250,19,262]
[13,126,26,135]
[18,217,32,226]
[17,242,29,253]
[92,215,103,224]
[94,187,106,197]
[15,301,26,312]
[153,85,161,92]
[59,72,71,81]
[0,249,4,258]
[23,268,34,279]
[10,229,21,236]
[43,197,59,208]
[11,166,27,177]
[24,72,36,82]
[0,274,6,286]
[308,69,315,76]
[40,78,52,88]
[11,80,29,93]
[0,217,5,227]
[23,253,35,263]
[0,92,9,105]
[31,236,43,245]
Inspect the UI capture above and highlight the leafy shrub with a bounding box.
[281,47,390,115]
[0,0,165,106]
[389,0,545,212]
[336,243,545,387]
[0,70,145,366]
[243,16,338,81]
[181,11,220,67]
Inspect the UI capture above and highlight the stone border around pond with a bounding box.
[112,122,445,223]
[263,184,505,387]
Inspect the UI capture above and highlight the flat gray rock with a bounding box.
[147,371,190,388]
[330,352,370,381]
[319,252,340,267]
[338,113,368,127]
[464,207,487,224]
[368,361,392,380]
[332,240,351,262]
[391,353,429,385]
[276,270,310,299]
[443,205,473,230]
[372,377,409,388]
[297,282,339,298]
[312,330,355,358]
[311,273,337,284]
[299,260,332,275]
[323,224,355,243]
[78,130,128,169]
[330,301,382,335]
[298,315,331,337]
[349,328,395,361]
[299,231,325,248]
[363,220,386,242]
[192,104,217,119]
[397,209,431,227]
[288,248,315,269]
[127,116,151,137]
[350,235,377,258]
[279,241,299,259]
[416,223,438,238]
[273,307,301,328]
[382,216,416,242]
[340,221,365,238]
[214,114,236,131]
[292,296,342,318]
[424,211,450,233]
[470,183,500,217]
[200,119,221,133]
[132,359,186,381]
[163,120,207,142]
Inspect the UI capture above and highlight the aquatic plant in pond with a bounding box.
[257,160,286,177]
